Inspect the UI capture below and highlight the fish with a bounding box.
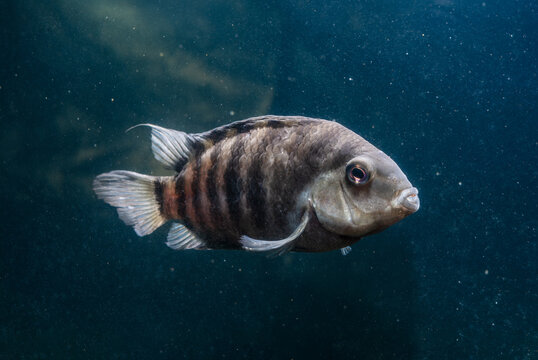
[93,115,420,255]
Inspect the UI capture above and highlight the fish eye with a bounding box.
[346,164,369,185]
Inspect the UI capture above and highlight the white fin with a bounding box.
[93,171,166,236]
[340,246,352,256]
[166,223,207,250]
[240,212,310,255]
[127,124,198,171]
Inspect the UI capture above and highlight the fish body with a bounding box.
[94,115,419,254]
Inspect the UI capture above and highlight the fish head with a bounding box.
[311,149,419,237]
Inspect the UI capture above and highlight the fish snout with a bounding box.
[394,187,420,213]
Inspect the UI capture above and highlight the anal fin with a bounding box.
[166,223,207,250]
[240,211,310,256]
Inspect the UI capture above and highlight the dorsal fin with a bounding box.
[127,124,199,171]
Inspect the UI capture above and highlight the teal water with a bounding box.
[1,1,536,358]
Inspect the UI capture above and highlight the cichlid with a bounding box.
[93,115,419,255]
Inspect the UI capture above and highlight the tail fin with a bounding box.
[93,171,166,236]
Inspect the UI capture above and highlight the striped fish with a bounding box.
[93,115,419,254]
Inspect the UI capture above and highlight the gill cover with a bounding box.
[311,171,359,236]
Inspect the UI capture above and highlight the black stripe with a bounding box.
[154,179,164,215]
[204,122,255,145]
[246,149,266,231]
[225,137,243,232]
[206,144,222,229]
[189,140,206,163]
[175,174,186,219]
[196,149,214,230]
[181,217,194,231]
[266,119,288,128]
[203,128,234,145]
[190,155,202,228]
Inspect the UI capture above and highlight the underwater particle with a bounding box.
[93,116,420,254]
[485,269,489,275]
[111,98,115,102]
[229,110,235,116]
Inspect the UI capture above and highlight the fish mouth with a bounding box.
[394,187,420,213]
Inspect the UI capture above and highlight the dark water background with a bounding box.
[1,0,536,359]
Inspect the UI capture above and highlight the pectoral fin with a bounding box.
[240,211,310,256]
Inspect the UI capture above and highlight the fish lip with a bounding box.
[396,187,420,213]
